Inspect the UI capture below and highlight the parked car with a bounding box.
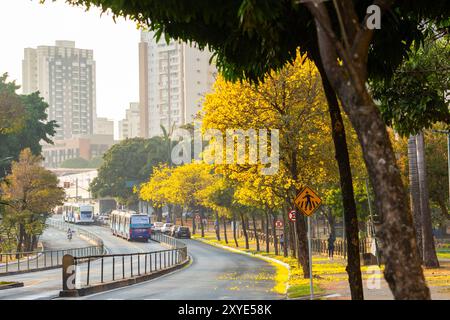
[161,223,174,234]
[151,222,164,233]
[173,226,191,239]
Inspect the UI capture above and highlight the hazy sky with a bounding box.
[0,0,140,136]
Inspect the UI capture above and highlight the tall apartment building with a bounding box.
[118,102,140,140]
[139,31,217,138]
[95,117,114,136]
[22,40,96,140]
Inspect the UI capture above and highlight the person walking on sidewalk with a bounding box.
[327,234,335,260]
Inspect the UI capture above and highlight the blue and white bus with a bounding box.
[110,210,151,241]
[63,203,94,224]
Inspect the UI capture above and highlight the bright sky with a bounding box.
[0,0,140,137]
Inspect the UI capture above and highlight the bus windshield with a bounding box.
[131,216,149,225]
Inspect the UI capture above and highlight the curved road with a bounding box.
[1,222,282,300]
[76,239,282,300]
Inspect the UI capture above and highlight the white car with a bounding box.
[152,222,164,233]
[161,223,174,234]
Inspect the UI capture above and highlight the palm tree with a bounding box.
[416,132,440,267]
[408,135,423,261]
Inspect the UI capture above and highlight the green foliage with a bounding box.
[372,38,450,136]
[0,73,25,135]
[53,0,449,83]
[90,136,173,206]
[0,76,57,177]
[60,156,104,168]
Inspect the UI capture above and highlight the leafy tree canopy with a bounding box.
[0,77,57,177]
[51,0,449,82]
[372,37,450,136]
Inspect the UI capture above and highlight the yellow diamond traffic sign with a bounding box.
[294,186,322,217]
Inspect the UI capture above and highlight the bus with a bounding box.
[110,210,151,241]
[62,203,95,224]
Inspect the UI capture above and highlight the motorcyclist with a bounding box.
[67,228,72,240]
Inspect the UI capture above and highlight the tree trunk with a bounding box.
[282,211,288,257]
[295,214,310,278]
[408,135,423,261]
[289,220,297,258]
[416,132,439,267]
[264,210,270,253]
[199,209,205,238]
[308,5,430,298]
[251,211,260,252]
[240,212,249,249]
[326,207,336,239]
[215,211,221,241]
[271,211,279,256]
[222,216,228,244]
[232,213,239,247]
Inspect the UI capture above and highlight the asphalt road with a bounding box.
[1,220,282,300]
[0,224,163,300]
[75,239,282,300]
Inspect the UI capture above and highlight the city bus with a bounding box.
[110,210,151,241]
[62,203,95,224]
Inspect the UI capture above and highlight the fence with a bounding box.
[0,218,105,275]
[243,229,377,259]
[65,231,188,289]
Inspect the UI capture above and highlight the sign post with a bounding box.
[294,186,322,300]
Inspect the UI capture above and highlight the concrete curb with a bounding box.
[192,238,291,296]
[0,282,24,290]
[59,257,191,298]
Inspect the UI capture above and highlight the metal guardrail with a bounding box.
[46,218,105,248]
[66,232,188,289]
[0,218,105,275]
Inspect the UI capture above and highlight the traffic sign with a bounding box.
[275,220,283,229]
[294,186,322,217]
[288,210,297,222]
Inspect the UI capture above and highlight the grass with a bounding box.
[0,282,14,286]
[193,232,450,299]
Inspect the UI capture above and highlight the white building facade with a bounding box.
[22,40,96,140]
[139,31,216,138]
[118,102,140,140]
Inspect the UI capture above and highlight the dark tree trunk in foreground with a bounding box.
[408,135,423,261]
[232,213,239,247]
[319,65,364,300]
[416,132,439,267]
[240,212,249,249]
[289,220,297,258]
[282,211,288,257]
[306,1,430,299]
[251,211,260,251]
[222,217,228,244]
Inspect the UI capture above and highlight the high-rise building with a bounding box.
[95,117,114,136]
[139,31,217,138]
[118,102,140,140]
[22,40,96,140]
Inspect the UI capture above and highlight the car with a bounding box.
[161,223,174,234]
[151,222,164,233]
[173,226,191,239]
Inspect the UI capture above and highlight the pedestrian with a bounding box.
[279,233,284,252]
[327,234,335,260]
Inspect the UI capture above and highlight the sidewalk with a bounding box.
[193,231,450,299]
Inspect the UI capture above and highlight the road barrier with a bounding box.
[0,219,105,275]
[60,232,189,297]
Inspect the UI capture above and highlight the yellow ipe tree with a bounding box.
[1,148,64,252]
[201,53,338,278]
